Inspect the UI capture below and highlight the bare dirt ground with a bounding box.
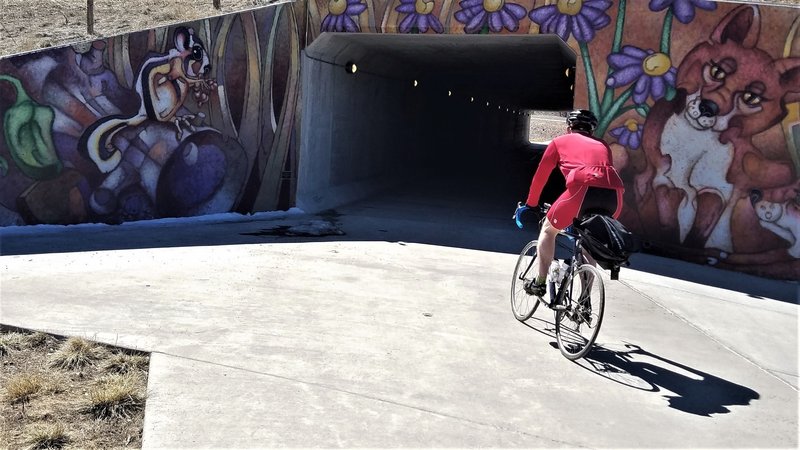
[0,0,273,57]
[1,0,796,58]
[1,327,149,449]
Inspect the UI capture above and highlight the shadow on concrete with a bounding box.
[575,343,761,416]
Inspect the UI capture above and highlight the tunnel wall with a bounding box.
[0,1,798,280]
[298,57,411,212]
[298,55,527,212]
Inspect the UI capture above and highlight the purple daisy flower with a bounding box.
[396,0,444,33]
[453,0,527,34]
[606,45,677,104]
[321,0,367,32]
[528,0,612,43]
[610,119,644,149]
[649,0,716,24]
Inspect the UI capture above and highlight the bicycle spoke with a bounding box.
[511,240,541,322]
[556,264,605,360]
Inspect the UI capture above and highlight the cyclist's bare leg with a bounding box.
[535,217,560,282]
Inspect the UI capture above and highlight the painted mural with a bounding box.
[0,2,305,226]
[1,0,798,279]
[305,0,800,279]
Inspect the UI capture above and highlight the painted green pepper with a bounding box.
[0,75,62,180]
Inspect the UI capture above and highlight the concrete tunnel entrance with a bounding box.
[297,33,576,217]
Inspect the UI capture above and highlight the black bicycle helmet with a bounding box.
[566,109,598,133]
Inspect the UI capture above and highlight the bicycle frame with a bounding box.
[549,228,586,308]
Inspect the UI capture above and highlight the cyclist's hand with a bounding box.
[513,202,532,229]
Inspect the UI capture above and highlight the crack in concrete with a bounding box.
[150,350,589,448]
[620,279,799,392]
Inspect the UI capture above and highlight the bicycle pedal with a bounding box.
[552,304,568,311]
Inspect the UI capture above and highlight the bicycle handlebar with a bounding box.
[514,202,551,229]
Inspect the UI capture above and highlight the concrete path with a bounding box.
[1,197,797,448]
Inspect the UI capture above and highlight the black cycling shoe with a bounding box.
[524,279,546,297]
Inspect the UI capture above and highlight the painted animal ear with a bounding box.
[174,26,191,51]
[775,58,800,103]
[711,4,760,49]
[750,189,763,206]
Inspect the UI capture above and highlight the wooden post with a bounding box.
[87,0,94,35]
[213,0,221,9]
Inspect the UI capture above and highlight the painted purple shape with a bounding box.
[610,122,644,150]
[321,0,367,32]
[396,0,445,33]
[649,0,717,24]
[528,0,612,43]
[606,45,677,104]
[454,0,527,33]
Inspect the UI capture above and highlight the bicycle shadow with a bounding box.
[520,311,559,339]
[574,343,760,416]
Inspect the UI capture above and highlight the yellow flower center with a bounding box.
[414,0,434,14]
[483,0,504,13]
[556,0,583,16]
[329,0,347,15]
[625,119,639,132]
[642,53,672,77]
[415,0,435,14]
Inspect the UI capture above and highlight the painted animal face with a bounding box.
[175,27,212,79]
[675,6,800,137]
[753,199,784,223]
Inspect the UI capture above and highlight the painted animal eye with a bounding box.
[191,46,203,61]
[742,91,762,106]
[709,64,726,81]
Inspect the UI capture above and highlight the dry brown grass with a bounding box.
[4,373,45,406]
[0,332,25,356]
[23,422,70,450]
[0,327,150,449]
[102,352,150,375]
[85,373,146,420]
[0,0,275,57]
[49,336,109,370]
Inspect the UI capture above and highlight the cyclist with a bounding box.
[514,109,624,297]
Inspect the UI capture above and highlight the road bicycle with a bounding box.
[511,204,606,360]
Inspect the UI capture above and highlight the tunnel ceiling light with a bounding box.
[565,67,570,77]
[345,62,357,74]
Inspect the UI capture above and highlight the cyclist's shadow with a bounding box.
[574,343,760,416]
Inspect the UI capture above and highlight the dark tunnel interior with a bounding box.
[298,33,575,215]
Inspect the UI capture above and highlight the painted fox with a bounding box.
[634,4,800,261]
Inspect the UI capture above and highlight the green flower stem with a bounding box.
[660,9,673,54]
[580,42,600,116]
[611,0,627,55]
[600,0,627,118]
[596,86,633,137]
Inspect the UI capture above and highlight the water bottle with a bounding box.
[549,260,568,284]
[558,260,569,282]
[548,261,560,303]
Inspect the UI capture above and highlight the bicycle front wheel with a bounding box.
[555,264,605,360]
[511,240,542,322]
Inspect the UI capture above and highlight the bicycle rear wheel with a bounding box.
[555,264,605,360]
[511,240,542,322]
